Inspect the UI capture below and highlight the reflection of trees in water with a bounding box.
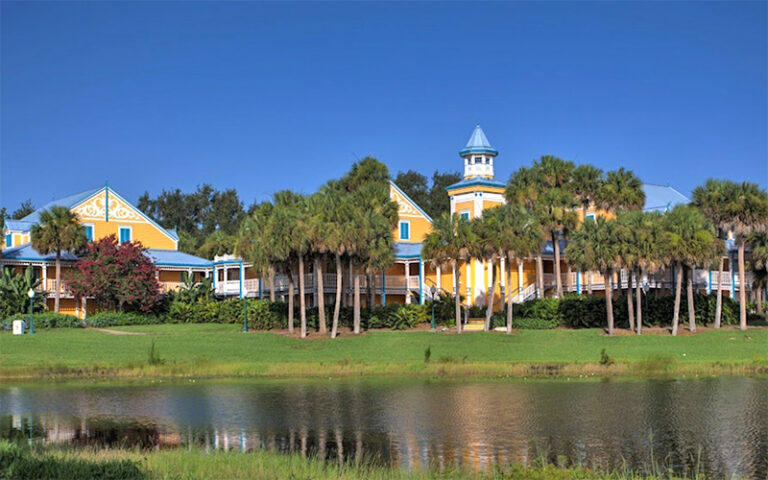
[1,378,767,479]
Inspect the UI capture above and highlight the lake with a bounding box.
[1,377,766,478]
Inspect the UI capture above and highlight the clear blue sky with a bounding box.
[1,1,766,211]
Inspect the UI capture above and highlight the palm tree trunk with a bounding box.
[738,240,747,330]
[506,259,516,335]
[715,257,724,328]
[453,263,461,334]
[269,267,275,302]
[54,252,61,313]
[627,270,635,333]
[587,271,593,295]
[553,233,563,298]
[331,254,342,338]
[353,263,361,334]
[287,271,295,334]
[635,268,643,335]
[605,271,614,335]
[315,257,326,334]
[298,255,307,338]
[484,260,495,331]
[535,255,544,298]
[347,257,353,307]
[672,262,683,336]
[687,265,696,332]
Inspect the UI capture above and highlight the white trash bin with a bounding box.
[12,320,26,335]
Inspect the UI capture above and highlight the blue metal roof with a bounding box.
[1,243,210,267]
[446,177,506,191]
[1,243,79,262]
[4,220,37,232]
[459,125,498,156]
[395,242,422,259]
[642,184,689,213]
[20,188,101,225]
[145,249,212,267]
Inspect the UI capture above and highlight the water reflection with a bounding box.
[1,378,766,478]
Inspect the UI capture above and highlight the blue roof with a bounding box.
[145,249,212,267]
[395,242,422,259]
[459,125,498,156]
[1,243,79,262]
[20,188,101,225]
[4,220,37,232]
[446,177,506,191]
[1,243,210,267]
[642,184,689,213]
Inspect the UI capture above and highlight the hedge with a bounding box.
[1,313,81,331]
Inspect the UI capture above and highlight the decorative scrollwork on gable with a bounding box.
[390,189,423,219]
[72,194,143,222]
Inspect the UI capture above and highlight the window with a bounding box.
[585,213,596,221]
[460,211,470,221]
[399,221,410,240]
[119,226,132,244]
[84,225,94,242]
[4,234,11,248]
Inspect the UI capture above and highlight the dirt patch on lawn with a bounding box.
[85,326,147,336]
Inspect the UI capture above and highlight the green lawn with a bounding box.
[1,325,767,380]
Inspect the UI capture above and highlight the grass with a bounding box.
[0,440,721,480]
[1,325,767,380]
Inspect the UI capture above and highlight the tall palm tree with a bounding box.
[271,191,308,336]
[661,205,716,335]
[472,209,502,331]
[724,182,768,330]
[748,231,768,314]
[506,165,546,298]
[572,164,604,215]
[31,206,87,312]
[498,204,543,334]
[423,213,476,333]
[567,216,621,335]
[620,211,663,334]
[317,180,351,338]
[691,179,737,328]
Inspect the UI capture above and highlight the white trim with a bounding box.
[398,220,411,241]
[118,225,132,244]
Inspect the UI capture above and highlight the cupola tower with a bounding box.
[460,125,498,179]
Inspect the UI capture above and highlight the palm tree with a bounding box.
[748,231,768,314]
[724,182,768,330]
[567,216,621,335]
[423,213,476,333]
[498,205,543,334]
[270,191,307,336]
[691,179,737,328]
[661,205,716,335]
[235,202,275,301]
[30,206,87,312]
[619,211,663,334]
[506,165,546,298]
[317,180,351,338]
[572,164,604,215]
[472,209,502,331]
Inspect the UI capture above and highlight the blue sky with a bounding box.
[1,1,766,211]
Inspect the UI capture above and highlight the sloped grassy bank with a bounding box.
[0,441,728,480]
[1,325,767,381]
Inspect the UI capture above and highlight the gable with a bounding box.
[389,182,432,222]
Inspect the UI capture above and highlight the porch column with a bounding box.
[239,262,244,299]
[707,270,712,295]
[404,262,410,304]
[223,266,228,294]
[42,264,48,291]
[212,265,217,291]
[82,298,87,321]
[381,271,386,306]
[576,271,581,295]
[466,263,472,306]
[730,253,735,298]
[517,262,524,302]
[486,260,492,308]
[419,257,424,305]
[436,265,441,292]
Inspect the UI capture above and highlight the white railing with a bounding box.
[214,278,261,296]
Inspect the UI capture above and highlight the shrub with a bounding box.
[513,317,558,329]
[516,298,561,324]
[246,299,282,330]
[390,304,421,330]
[2,313,81,330]
[85,312,166,328]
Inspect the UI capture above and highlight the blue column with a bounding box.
[381,271,386,306]
[419,257,424,305]
[707,270,712,295]
[730,252,735,298]
[258,275,263,299]
[239,261,243,299]
[576,271,581,295]
[212,264,217,290]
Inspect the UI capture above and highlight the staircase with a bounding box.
[463,318,485,332]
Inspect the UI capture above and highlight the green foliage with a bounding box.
[424,345,431,363]
[169,276,214,304]
[0,267,45,317]
[147,340,164,366]
[599,348,615,366]
[1,312,80,330]
[86,312,166,328]
[516,298,562,324]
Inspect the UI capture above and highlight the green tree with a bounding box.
[30,206,87,313]
[661,205,717,335]
[572,164,604,213]
[427,171,462,218]
[197,230,236,259]
[595,168,646,213]
[273,191,309,338]
[235,202,274,301]
[748,230,768,314]
[567,217,621,335]
[724,182,768,330]
[471,209,503,331]
[11,199,35,220]
[423,213,476,333]
[394,170,429,212]
[0,267,44,317]
[691,179,738,328]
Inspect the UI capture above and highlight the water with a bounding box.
[1,377,767,478]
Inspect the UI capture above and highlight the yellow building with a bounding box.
[1,185,212,317]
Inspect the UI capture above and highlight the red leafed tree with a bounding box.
[69,235,160,313]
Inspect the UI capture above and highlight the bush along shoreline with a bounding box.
[2,292,764,333]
